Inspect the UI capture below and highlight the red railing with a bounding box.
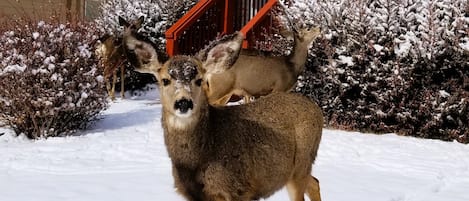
[165,0,224,56]
[238,0,277,50]
[165,0,278,56]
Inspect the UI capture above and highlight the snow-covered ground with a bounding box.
[1,89,468,201]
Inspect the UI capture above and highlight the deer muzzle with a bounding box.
[174,98,194,115]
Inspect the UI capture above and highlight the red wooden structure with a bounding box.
[165,0,278,56]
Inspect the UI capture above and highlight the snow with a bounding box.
[81,92,89,99]
[373,44,384,52]
[37,21,45,27]
[78,45,92,58]
[6,31,15,37]
[460,39,469,51]
[44,56,56,64]
[32,32,40,40]
[394,33,414,58]
[96,75,105,83]
[2,64,27,74]
[439,90,450,98]
[1,89,468,201]
[338,55,354,66]
[50,73,59,81]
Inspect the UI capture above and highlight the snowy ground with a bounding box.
[1,89,468,201]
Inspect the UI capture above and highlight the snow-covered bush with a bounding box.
[0,19,108,139]
[96,0,195,57]
[94,0,195,91]
[291,0,469,143]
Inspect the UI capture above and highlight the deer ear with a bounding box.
[307,27,321,41]
[123,33,162,77]
[118,16,129,27]
[196,32,244,74]
[135,16,144,29]
[279,27,294,41]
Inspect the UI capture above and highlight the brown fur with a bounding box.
[204,27,321,106]
[95,34,126,101]
[166,90,322,201]
[119,16,172,78]
[94,16,148,101]
[122,30,323,201]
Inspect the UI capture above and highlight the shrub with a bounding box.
[96,0,195,50]
[0,19,108,139]
[94,0,196,92]
[291,0,469,143]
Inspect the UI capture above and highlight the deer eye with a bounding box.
[162,78,171,86]
[195,79,202,87]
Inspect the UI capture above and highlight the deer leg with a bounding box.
[172,165,205,201]
[205,189,255,201]
[105,78,112,98]
[206,193,229,201]
[286,177,307,201]
[120,64,125,99]
[305,176,321,201]
[243,94,252,104]
[111,71,117,100]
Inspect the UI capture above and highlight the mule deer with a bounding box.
[123,30,324,201]
[119,16,170,77]
[201,27,321,105]
[95,16,152,100]
[95,34,127,100]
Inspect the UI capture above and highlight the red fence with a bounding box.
[238,0,276,51]
[165,0,278,56]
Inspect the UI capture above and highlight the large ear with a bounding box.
[118,16,129,27]
[119,16,144,30]
[134,16,144,30]
[196,32,244,74]
[122,32,162,78]
[279,27,294,41]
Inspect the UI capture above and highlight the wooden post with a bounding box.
[166,37,177,57]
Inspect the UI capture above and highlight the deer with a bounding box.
[95,34,127,101]
[122,23,324,201]
[200,26,321,105]
[95,16,147,101]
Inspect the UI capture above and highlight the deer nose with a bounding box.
[174,98,194,114]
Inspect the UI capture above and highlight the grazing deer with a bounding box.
[202,26,321,105]
[95,34,127,101]
[122,29,324,201]
[95,16,149,100]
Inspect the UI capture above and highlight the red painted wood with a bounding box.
[166,0,278,56]
[223,0,235,33]
[165,0,218,56]
[240,0,277,49]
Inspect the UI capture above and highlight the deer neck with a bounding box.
[288,40,310,76]
[162,102,210,167]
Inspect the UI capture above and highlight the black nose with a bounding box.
[174,98,194,113]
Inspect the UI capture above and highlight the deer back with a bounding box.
[96,35,126,77]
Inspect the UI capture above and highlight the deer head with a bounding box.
[121,29,244,118]
[118,16,159,75]
[121,17,244,76]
